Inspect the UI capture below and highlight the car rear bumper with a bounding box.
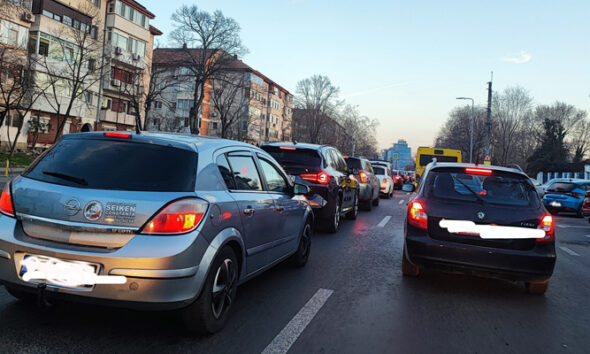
[405,232,556,282]
[0,217,209,309]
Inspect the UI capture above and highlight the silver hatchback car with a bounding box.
[0,132,313,334]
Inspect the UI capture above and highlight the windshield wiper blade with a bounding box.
[42,171,88,186]
[452,176,484,203]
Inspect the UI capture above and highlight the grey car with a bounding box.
[0,132,313,334]
[345,157,380,210]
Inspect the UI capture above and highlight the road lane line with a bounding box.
[559,246,580,257]
[262,288,333,354]
[398,199,404,205]
[557,225,588,229]
[377,216,392,227]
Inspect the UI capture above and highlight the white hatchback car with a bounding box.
[372,165,394,198]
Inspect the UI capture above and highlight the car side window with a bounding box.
[331,150,346,172]
[323,150,334,169]
[226,155,263,191]
[259,158,290,193]
[216,154,237,190]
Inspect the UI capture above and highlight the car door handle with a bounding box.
[276,206,285,212]
[243,207,255,216]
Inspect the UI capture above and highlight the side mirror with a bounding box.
[293,183,310,195]
[402,184,415,192]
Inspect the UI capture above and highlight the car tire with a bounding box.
[401,247,420,277]
[182,246,238,335]
[576,205,584,218]
[388,187,394,199]
[525,279,550,295]
[325,196,341,233]
[291,220,312,267]
[4,285,36,303]
[372,194,380,206]
[346,192,359,220]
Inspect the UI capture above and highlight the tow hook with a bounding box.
[36,283,53,308]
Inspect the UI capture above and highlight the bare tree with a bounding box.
[169,5,247,135]
[570,118,590,162]
[294,75,340,144]
[435,105,488,163]
[337,104,379,157]
[490,86,535,166]
[31,3,106,143]
[210,72,249,139]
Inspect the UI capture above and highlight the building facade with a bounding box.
[385,139,412,170]
[147,49,293,145]
[1,0,159,149]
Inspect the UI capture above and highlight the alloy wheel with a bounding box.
[211,258,237,320]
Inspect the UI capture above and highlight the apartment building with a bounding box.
[148,49,293,145]
[98,0,160,131]
[292,108,351,154]
[0,0,159,149]
[0,0,33,149]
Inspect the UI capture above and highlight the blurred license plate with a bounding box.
[550,201,562,207]
[19,255,99,289]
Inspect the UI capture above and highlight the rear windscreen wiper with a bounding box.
[42,171,88,186]
[452,176,484,203]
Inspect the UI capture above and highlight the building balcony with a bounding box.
[99,108,135,126]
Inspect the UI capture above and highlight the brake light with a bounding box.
[408,200,427,229]
[465,167,492,175]
[104,132,131,138]
[279,145,296,150]
[0,182,14,217]
[300,171,330,185]
[569,192,583,198]
[383,178,388,183]
[359,171,369,183]
[536,214,554,243]
[141,198,208,235]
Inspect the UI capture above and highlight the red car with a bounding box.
[583,191,590,222]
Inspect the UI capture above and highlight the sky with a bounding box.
[144,0,590,153]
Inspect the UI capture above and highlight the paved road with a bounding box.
[1,193,589,353]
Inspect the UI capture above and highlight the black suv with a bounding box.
[402,163,556,294]
[261,142,358,233]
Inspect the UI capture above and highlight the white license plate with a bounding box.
[19,255,101,289]
[550,201,562,207]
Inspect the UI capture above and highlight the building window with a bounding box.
[153,101,162,109]
[212,122,218,130]
[63,15,72,26]
[1,20,28,49]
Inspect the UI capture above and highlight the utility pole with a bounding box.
[484,72,493,165]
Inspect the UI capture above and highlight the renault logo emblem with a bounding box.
[477,212,485,220]
[63,199,81,216]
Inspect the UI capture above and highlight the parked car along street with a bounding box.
[543,180,590,217]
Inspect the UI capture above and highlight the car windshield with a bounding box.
[25,138,197,191]
[424,168,538,207]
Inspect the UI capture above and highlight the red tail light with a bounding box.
[359,171,369,183]
[0,182,14,217]
[408,200,427,229]
[104,132,132,138]
[300,171,330,185]
[141,198,208,235]
[537,214,554,243]
[383,178,388,183]
[465,167,492,175]
[568,192,583,198]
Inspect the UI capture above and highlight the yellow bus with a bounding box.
[415,147,462,183]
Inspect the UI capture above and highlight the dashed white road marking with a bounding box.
[559,246,580,257]
[398,199,404,205]
[377,216,392,228]
[261,288,333,354]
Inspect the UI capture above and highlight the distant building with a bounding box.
[292,108,352,154]
[385,139,411,170]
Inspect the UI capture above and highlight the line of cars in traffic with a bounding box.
[0,133,399,335]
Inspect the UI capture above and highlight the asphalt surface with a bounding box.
[1,192,589,353]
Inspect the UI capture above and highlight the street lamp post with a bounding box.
[456,97,474,163]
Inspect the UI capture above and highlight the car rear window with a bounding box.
[25,138,197,191]
[547,182,577,192]
[423,168,538,207]
[373,166,386,175]
[345,158,362,169]
[419,154,458,166]
[261,146,321,168]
